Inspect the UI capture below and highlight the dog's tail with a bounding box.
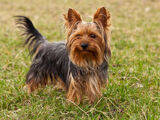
[15,16,46,56]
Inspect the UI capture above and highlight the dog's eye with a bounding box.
[76,34,81,37]
[90,34,96,38]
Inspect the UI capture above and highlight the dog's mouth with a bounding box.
[73,46,100,58]
[72,49,99,66]
[75,46,96,54]
[69,44,104,68]
[76,49,99,59]
[80,49,95,54]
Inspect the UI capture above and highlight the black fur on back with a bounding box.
[15,16,71,88]
[26,42,70,87]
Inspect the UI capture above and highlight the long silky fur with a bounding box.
[15,16,70,91]
[16,16,109,103]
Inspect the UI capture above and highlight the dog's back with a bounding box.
[16,16,69,92]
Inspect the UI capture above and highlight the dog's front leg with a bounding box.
[67,77,82,104]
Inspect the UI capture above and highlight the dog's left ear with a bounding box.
[64,8,82,29]
[93,7,111,29]
[93,7,111,57]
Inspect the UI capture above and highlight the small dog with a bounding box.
[15,7,111,104]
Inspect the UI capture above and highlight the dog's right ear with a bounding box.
[93,7,111,30]
[64,8,82,29]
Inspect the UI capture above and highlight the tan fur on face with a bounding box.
[64,7,111,68]
[66,22,105,68]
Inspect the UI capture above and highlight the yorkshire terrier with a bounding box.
[15,7,111,104]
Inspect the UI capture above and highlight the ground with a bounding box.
[0,0,160,119]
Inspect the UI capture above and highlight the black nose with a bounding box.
[81,43,88,49]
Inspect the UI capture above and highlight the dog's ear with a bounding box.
[64,8,82,29]
[93,7,111,29]
[93,7,111,57]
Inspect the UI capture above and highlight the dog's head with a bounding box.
[64,7,111,68]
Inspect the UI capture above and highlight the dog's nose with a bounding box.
[81,43,88,49]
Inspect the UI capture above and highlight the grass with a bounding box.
[0,0,160,119]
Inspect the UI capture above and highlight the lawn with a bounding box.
[0,0,160,119]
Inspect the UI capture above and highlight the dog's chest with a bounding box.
[69,60,108,83]
[72,71,101,82]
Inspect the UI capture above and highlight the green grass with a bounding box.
[0,0,160,119]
